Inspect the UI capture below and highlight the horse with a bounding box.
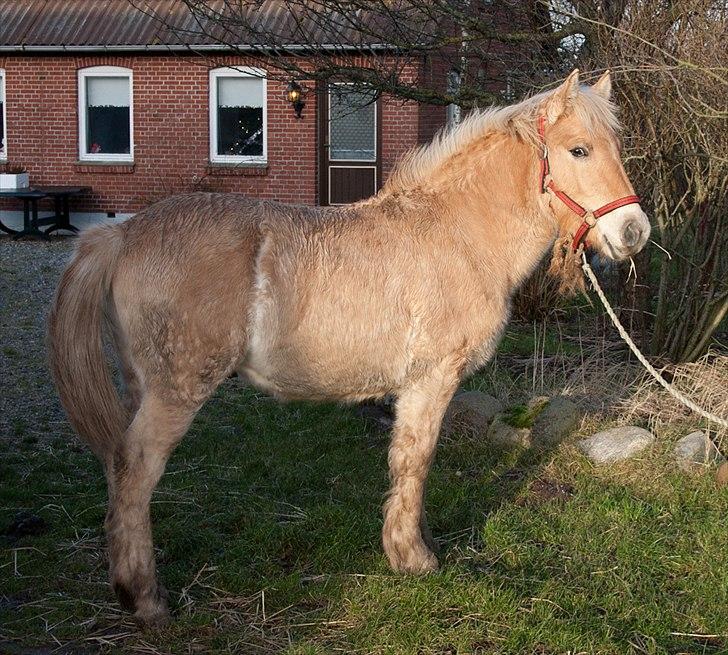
[48,69,650,626]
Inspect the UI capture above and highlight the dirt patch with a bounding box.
[2,511,48,542]
[0,643,94,655]
[517,478,575,506]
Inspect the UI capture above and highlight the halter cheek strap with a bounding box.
[537,115,640,252]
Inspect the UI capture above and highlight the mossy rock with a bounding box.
[443,391,503,436]
[531,397,580,446]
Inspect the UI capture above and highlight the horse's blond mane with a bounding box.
[384,85,621,193]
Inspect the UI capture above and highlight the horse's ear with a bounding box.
[545,69,580,123]
[592,70,612,100]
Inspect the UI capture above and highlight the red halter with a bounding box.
[537,115,640,252]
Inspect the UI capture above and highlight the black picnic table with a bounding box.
[0,186,91,239]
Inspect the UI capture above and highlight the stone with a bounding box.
[674,431,724,471]
[354,401,393,433]
[531,396,580,446]
[443,391,503,435]
[578,426,654,464]
[486,414,532,448]
[527,396,551,412]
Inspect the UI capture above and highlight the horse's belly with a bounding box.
[238,345,402,402]
[239,317,410,402]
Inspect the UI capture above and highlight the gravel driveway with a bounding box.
[0,237,77,447]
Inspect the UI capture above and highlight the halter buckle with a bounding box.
[584,211,597,227]
[541,145,549,160]
[541,173,553,194]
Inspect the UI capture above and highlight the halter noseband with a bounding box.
[537,115,640,252]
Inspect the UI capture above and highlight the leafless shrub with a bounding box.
[565,0,728,361]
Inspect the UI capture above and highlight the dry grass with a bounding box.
[484,315,727,453]
[619,352,728,445]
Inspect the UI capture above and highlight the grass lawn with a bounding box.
[2,365,728,654]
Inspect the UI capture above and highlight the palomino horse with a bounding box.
[48,70,650,626]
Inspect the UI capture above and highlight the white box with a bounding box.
[0,172,30,190]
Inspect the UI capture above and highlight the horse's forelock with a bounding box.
[570,87,621,138]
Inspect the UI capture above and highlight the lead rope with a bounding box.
[580,252,728,429]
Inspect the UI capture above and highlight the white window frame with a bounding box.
[209,66,267,165]
[78,66,134,162]
[0,69,7,161]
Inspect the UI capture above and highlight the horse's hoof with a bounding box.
[115,581,171,628]
[134,606,171,629]
[134,593,171,629]
[388,544,439,574]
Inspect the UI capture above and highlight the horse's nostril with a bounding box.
[622,220,642,249]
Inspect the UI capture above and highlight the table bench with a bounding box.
[0,186,91,238]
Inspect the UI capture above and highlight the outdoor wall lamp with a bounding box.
[287,81,305,118]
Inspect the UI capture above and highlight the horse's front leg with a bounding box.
[383,355,462,573]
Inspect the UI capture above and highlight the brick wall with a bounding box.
[0,53,446,215]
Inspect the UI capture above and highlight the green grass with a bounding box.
[2,380,728,654]
[497,326,582,358]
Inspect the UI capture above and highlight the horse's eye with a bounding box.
[570,147,589,158]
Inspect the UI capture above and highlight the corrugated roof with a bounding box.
[0,0,417,51]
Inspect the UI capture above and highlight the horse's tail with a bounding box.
[48,225,128,461]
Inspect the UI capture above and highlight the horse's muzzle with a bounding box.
[621,218,648,251]
[599,207,651,259]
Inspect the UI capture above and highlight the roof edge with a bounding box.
[0,43,398,54]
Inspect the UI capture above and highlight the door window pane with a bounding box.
[329,86,376,161]
[85,76,130,155]
[216,76,264,157]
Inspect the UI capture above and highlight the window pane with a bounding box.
[86,76,130,155]
[216,76,264,157]
[0,75,4,153]
[329,86,376,161]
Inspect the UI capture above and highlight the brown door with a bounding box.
[319,83,382,205]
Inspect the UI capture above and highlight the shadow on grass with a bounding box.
[3,380,726,654]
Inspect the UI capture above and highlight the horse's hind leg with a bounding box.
[383,354,463,573]
[105,392,196,626]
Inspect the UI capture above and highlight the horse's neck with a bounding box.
[445,132,557,293]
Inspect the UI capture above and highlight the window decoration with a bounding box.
[210,67,267,164]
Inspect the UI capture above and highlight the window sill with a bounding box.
[74,161,135,174]
[206,162,268,177]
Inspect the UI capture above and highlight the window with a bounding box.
[328,84,377,162]
[78,66,133,161]
[209,67,266,164]
[0,70,6,160]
